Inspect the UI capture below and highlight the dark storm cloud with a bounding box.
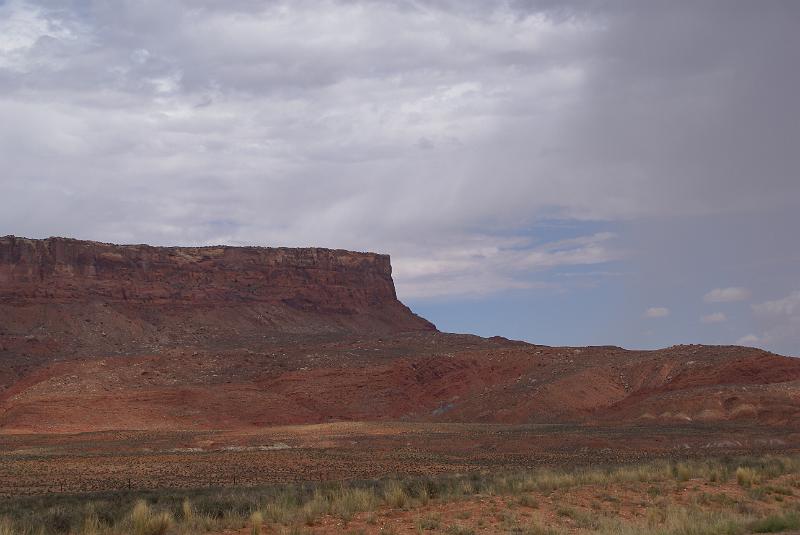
[1,1,798,350]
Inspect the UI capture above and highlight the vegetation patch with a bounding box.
[0,454,799,534]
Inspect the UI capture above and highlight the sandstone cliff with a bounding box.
[0,236,434,363]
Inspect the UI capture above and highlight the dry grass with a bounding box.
[594,506,744,534]
[130,500,173,535]
[331,487,379,523]
[383,481,409,509]
[0,454,799,534]
[0,517,14,535]
[737,467,761,488]
[180,498,193,524]
[748,511,800,533]
[249,510,263,535]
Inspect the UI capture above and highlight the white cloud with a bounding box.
[0,1,799,353]
[0,0,83,70]
[393,232,620,299]
[701,312,727,324]
[736,334,759,346]
[645,307,670,318]
[748,291,800,355]
[703,287,751,303]
[753,290,800,317]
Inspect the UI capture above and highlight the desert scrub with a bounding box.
[249,510,263,535]
[595,506,745,535]
[299,491,329,526]
[263,498,295,525]
[414,486,431,506]
[130,500,173,535]
[331,487,379,522]
[415,513,441,530]
[80,513,102,535]
[180,498,193,523]
[736,466,761,488]
[749,511,800,533]
[518,494,539,508]
[674,462,693,481]
[383,480,409,509]
[524,524,564,535]
[279,526,312,535]
[1,454,800,534]
[445,524,475,535]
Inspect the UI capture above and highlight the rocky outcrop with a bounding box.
[0,236,434,360]
[1,236,406,306]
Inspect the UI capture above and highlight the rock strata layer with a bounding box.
[0,236,434,360]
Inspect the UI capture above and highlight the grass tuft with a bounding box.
[749,511,800,533]
[249,510,263,535]
[383,481,409,509]
[736,467,760,488]
[130,500,173,535]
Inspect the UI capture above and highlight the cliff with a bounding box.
[0,236,434,361]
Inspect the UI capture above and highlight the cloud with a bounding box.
[748,291,800,355]
[703,287,751,303]
[700,312,727,324]
[2,2,798,248]
[736,334,759,346]
[753,291,800,318]
[0,1,799,350]
[393,232,620,299]
[645,307,670,318]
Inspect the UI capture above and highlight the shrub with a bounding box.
[299,491,328,526]
[416,513,441,530]
[250,511,263,535]
[181,498,194,523]
[675,463,693,482]
[80,513,102,535]
[749,512,800,533]
[383,481,408,509]
[736,467,760,488]
[445,525,475,535]
[263,500,294,525]
[130,500,173,535]
[332,487,378,522]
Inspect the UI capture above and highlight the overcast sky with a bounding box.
[1,1,798,355]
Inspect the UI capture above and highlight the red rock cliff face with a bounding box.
[0,236,434,357]
[1,236,399,307]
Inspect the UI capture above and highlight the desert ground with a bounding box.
[2,237,800,534]
[2,451,800,534]
[1,422,800,497]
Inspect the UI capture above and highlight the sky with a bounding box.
[1,0,798,355]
